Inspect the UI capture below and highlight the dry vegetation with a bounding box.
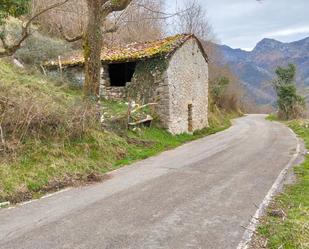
[0,59,98,154]
[0,59,236,204]
[0,0,245,204]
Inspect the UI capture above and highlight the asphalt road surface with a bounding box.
[0,115,301,249]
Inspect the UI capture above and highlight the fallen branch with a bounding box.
[131,102,157,114]
[40,65,47,76]
[128,115,153,126]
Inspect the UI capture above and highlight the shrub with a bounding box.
[210,76,229,107]
[209,76,242,113]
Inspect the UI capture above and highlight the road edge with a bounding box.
[1,118,237,210]
[236,127,303,249]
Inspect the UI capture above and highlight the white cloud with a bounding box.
[265,26,309,37]
[167,0,309,49]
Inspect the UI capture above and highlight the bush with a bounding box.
[209,76,242,113]
[210,76,229,107]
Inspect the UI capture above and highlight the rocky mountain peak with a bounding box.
[253,38,283,52]
[218,36,309,105]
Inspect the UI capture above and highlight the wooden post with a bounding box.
[58,56,63,80]
[127,99,132,130]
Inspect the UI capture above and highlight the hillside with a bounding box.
[219,37,309,105]
[0,60,233,204]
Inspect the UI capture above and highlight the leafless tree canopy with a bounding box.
[106,0,165,45]
[173,0,214,42]
[30,0,165,46]
[30,0,86,39]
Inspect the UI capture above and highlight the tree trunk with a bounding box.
[83,0,103,100]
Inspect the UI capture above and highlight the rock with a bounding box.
[13,58,24,68]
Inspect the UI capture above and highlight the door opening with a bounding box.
[188,104,193,132]
[108,62,137,87]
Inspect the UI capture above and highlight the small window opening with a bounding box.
[188,104,193,132]
[108,62,136,87]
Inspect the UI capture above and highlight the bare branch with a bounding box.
[25,0,71,31]
[101,0,133,14]
[0,0,71,58]
[102,25,118,34]
[134,3,190,18]
[57,20,118,42]
[131,103,158,114]
[58,26,83,42]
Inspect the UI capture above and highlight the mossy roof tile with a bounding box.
[44,34,207,68]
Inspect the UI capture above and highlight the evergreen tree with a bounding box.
[273,64,305,120]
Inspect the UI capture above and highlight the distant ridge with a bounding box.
[218,36,309,105]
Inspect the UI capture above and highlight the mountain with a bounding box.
[218,37,309,105]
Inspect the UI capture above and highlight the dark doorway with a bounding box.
[188,104,193,132]
[108,62,137,87]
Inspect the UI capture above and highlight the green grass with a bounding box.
[116,119,232,167]
[0,60,235,204]
[0,59,80,101]
[266,114,280,122]
[0,115,232,204]
[257,118,309,249]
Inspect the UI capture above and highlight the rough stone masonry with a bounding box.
[44,34,209,134]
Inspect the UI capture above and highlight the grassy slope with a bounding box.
[256,119,309,249]
[0,61,235,204]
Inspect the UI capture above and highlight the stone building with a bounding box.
[44,34,209,134]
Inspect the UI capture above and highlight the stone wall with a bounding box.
[102,86,127,100]
[45,39,209,135]
[166,38,209,134]
[47,65,127,100]
[127,58,170,128]
[100,65,129,101]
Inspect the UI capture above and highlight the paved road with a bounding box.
[0,115,301,249]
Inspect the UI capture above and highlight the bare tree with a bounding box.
[1,0,132,99]
[106,0,165,45]
[41,0,133,99]
[54,0,176,99]
[30,0,165,46]
[173,0,213,41]
[30,0,87,45]
[81,0,133,99]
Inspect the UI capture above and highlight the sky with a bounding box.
[167,0,309,51]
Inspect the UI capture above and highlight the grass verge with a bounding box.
[0,114,233,204]
[253,118,309,249]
